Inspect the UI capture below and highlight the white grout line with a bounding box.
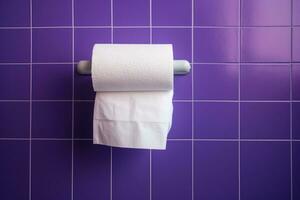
[0,138,93,140]
[0,62,75,65]
[1,99,300,104]
[193,62,298,65]
[111,1,114,40]
[1,99,300,103]
[0,27,32,29]
[149,147,152,200]
[1,62,300,66]
[290,59,294,200]
[192,139,298,142]
[74,26,112,29]
[193,100,292,102]
[191,0,194,199]
[29,0,33,199]
[149,0,152,199]
[0,138,299,141]
[1,25,300,29]
[71,0,75,199]
[238,1,242,200]
[31,62,75,64]
[0,63,30,65]
[149,0,152,44]
[290,0,293,199]
[110,1,114,200]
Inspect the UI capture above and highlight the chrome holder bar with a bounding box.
[77,60,191,75]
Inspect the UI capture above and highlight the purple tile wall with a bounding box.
[112,148,150,200]
[152,141,192,200]
[293,141,300,199]
[194,141,238,200]
[240,64,290,100]
[32,0,72,26]
[31,140,72,200]
[240,102,290,139]
[0,141,29,200]
[240,142,291,200]
[74,0,111,26]
[0,0,299,200]
[241,0,291,26]
[241,27,291,62]
[74,140,110,200]
[0,29,30,62]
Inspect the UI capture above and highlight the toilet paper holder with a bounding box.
[77,60,191,75]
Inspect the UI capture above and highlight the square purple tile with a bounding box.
[194,102,238,139]
[153,28,192,62]
[241,64,290,100]
[194,28,239,62]
[112,148,150,200]
[173,67,192,100]
[242,0,291,26]
[294,0,300,25]
[32,102,72,138]
[113,28,150,43]
[152,141,192,200]
[241,27,291,62]
[0,102,29,138]
[152,0,192,26]
[0,141,29,200]
[169,102,192,139]
[240,102,290,139]
[32,0,71,26]
[74,0,110,26]
[194,0,239,26]
[241,142,291,200]
[32,64,72,100]
[31,140,72,200]
[0,65,30,100]
[293,141,300,199]
[74,140,110,200]
[293,27,300,62]
[32,28,72,62]
[293,64,300,100]
[0,0,30,26]
[74,102,94,138]
[194,141,238,200]
[0,29,30,62]
[113,0,149,26]
[194,64,238,100]
[74,28,111,61]
[293,103,300,139]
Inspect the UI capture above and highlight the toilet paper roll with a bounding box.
[91,44,173,92]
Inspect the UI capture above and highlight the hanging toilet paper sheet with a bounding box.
[92,44,173,150]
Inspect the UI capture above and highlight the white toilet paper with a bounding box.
[92,44,174,150]
[92,44,173,91]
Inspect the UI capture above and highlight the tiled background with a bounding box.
[0,0,299,199]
